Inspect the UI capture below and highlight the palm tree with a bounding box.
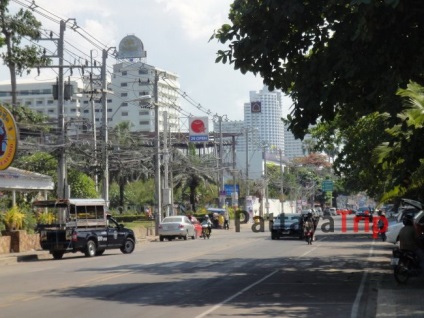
[172,145,218,212]
[109,121,152,208]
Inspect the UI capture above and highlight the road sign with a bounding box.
[322,180,334,192]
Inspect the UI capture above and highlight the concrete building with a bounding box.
[0,35,181,136]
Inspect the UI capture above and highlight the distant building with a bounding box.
[0,35,181,134]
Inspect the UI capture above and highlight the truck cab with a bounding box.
[33,198,135,259]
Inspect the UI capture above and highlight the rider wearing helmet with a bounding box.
[398,214,424,270]
[201,214,213,234]
[303,212,315,243]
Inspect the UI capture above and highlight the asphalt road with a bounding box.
[0,215,394,318]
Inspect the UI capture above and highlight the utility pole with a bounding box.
[279,148,284,213]
[101,48,109,205]
[232,135,238,209]
[245,128,249,197]
[57,20,66,199]
[90,50,98,193]
[163,111,170,217]
[154,70,162,234]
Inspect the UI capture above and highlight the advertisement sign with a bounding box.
[189,117,209,142]
[0,105,18,170]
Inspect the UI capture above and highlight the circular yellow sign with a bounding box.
[0,105,18,170]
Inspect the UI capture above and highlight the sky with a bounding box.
[1,0,293,121]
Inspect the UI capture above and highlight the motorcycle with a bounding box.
[201,224,211,239]
[392,247,422,284]
[305,230,313,245]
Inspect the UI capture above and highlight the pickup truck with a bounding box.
[33,198,136,260]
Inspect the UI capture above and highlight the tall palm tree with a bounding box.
[172,145,218,212]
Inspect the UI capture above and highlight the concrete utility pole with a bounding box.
[279,148,284,213]
[57,20,67,199]
[101,49,109,205]
[154,70,162,234]
[90,50,98,193]
[100,46,115,206]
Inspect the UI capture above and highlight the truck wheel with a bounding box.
[85,240,97,257]
[159,236,164,242]
[120,238,135,254]
[52,251,64,260]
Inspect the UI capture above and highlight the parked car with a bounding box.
[324,207,337,216]
[355,207,371,217]
[271,213,302,240]
[158,216,197,241]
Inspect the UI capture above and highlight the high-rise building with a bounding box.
[0,35,181,134]
[244,86,284,153]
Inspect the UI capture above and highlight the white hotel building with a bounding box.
[0,35,181,135]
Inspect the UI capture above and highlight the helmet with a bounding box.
[307,212,313,217]
[403,214,414,226]
[205,215,209,219]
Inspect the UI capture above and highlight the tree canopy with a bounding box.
[213,0,424,200]
[213,0,424,138]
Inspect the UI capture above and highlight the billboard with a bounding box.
[0,105,18,170]
[189,117,209,142]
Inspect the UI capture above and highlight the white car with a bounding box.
[158,216,196,241]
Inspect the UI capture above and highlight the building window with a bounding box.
[42,89,51,94]
[139,111,149,116]
[122,71,127,76]
[107,99,112,103]
[121,92,128,97]
[83,109,89,113]
[139,69,148,75]
[121,82,128,87]
[25,101,31,106]
[48,109,55,113]
[139,121,150,125]
[121,112,128,116]
[121,102,128,107]
[83,100,89,104]
[47,100,54,105]
[71,108,77,112]
[36,100,43,105]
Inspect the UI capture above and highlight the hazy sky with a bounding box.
[1,0,292,121]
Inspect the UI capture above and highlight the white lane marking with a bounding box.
[351,240,375,318]
[194,270,279,318]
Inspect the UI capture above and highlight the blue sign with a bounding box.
[189,135,208,142]
[224,184,239,196]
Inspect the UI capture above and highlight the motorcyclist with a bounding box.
[201,214,212,235]
[398,214,424,270]
[303,212,315,244]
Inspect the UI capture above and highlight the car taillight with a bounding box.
[178,224,184,228]
[72,231,77,242]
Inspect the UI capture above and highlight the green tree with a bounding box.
[172,145,217,212]
[14,152,97,199]
[375,81,424,202]
[213,1,422,139]
[0,0,50,106]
